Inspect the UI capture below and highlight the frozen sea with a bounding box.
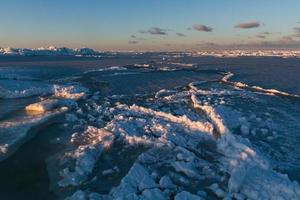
[0,54,300,200]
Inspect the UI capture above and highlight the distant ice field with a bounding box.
[0,54,299,200]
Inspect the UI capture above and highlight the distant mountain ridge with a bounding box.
[0,46,100,56]
[1,46,300,58]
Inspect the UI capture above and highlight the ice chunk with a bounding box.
[159,176,175,189]
[171,161,198,178]
[54,85,87,100]
[25,99,60,113]
[102,169,115,177]
[110,163,154,198]
[58,144,104,187]
[138,174,157,191]
[229,165,300,199]
[142,188,167,200]
[175,191,202,200]
[240,125,250,135]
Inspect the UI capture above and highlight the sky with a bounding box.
[0,0,300,51]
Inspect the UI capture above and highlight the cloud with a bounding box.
[192,24,213,32]
[176,33,186,37]
[276,27,300,41]
[294,27,300,37]
[199,40,300,50]
[256,35,266,39]
[128,40,138,44]
[294,27,300,32]
[203,42,216,46]
[235,21,260,29]
[140,27,168,35]
[130,34,147,41]
[281,36,294,42]
[256,31,273,39]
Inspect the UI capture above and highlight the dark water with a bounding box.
[0,121,62,200]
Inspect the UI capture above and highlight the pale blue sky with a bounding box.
[0,0,299,50]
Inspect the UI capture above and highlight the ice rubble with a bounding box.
[62,83,300,200]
